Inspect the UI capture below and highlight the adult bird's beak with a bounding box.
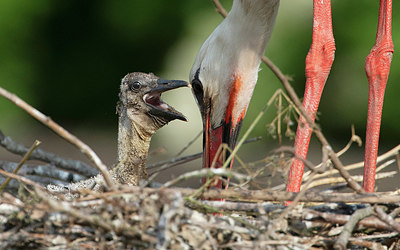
[144,78,189,122]
[202,86,244,189]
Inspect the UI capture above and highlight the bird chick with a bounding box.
[112,72,188,185]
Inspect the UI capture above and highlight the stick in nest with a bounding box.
[0,130,98,177]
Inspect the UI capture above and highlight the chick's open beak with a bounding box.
[143,79,189,122]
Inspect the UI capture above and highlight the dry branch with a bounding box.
[375,205,400,233]
[0,140,41,192]
[334,206,374,249]
[0,130,98,177]
[0,161,86,189]
[163,168,250,187]
[0,168,48,192]
[304,208,394,231]
[117,186,400,204]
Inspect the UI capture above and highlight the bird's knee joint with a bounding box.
[365,47,393,79]
[305,41,336,78]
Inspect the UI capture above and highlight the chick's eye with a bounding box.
[129,81,141,91]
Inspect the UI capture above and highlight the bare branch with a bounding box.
[374,205,400,233]
[334,206,374,250]
[0,130,98,177]
[163,168,250,188]
[0,140,41,192]
[115,186,400,204]
[200,200,283,213]
[0,161,86,189]
[273,146,324,174]
[305,170,396,190]
[175,130,202,157]
[0,168,48,192]
[304,208,393,231]
[147,136,262,182]
[212,0,228,17]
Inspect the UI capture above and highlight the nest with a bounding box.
[1,182,400,249]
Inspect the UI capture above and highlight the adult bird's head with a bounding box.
[118,72,188,135]
[189,0,279,188]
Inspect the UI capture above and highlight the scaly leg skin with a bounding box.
[286,0,336,193]
[363,0,393,193]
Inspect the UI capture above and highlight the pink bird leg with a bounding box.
[363,0,393,192]
[286,0,336,193]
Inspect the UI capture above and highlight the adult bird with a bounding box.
[287,0,393,193]
[190,0,280,188]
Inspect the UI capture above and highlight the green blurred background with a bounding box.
[0,1,399,188]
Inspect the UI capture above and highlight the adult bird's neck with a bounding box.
[225,0,279,58]
[115,110,153,185]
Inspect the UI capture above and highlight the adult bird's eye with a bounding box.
[129,81,141,91]
[191,78,204,106]
[191,79,203,94]
[191,68,204,106]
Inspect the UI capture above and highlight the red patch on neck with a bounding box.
[225,75,246,126]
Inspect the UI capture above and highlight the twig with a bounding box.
[0,168,47,192]
[147,136,262,186]
[271,155,396,192]
[396,151,400,173]
[0,130,97,177]
[0,160,86,187]
[304,208,394,231]
[175,130,202,157]
[303,125,361,181]
[148,136,261,171]
[348,239,385,250]
[374,205,400,233]
[389,207,400,218]
[200,200,283,213]
[277,89,283,143]
[185,197,260,231]
[0,140,41,192]
[306,144,400,182]
[273,146,324,174]
[35,187,130,235]
[334,206,374,250]
[336,125,362,156]
[0,86,113,187]
[349,144,400,173]
[354,232,399,241]
[148,153,202,171]
[276,146,330,222]
[305,171,396,190]
[118,186,400,204]
[212,0,228,17]
[163,168,250,188]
